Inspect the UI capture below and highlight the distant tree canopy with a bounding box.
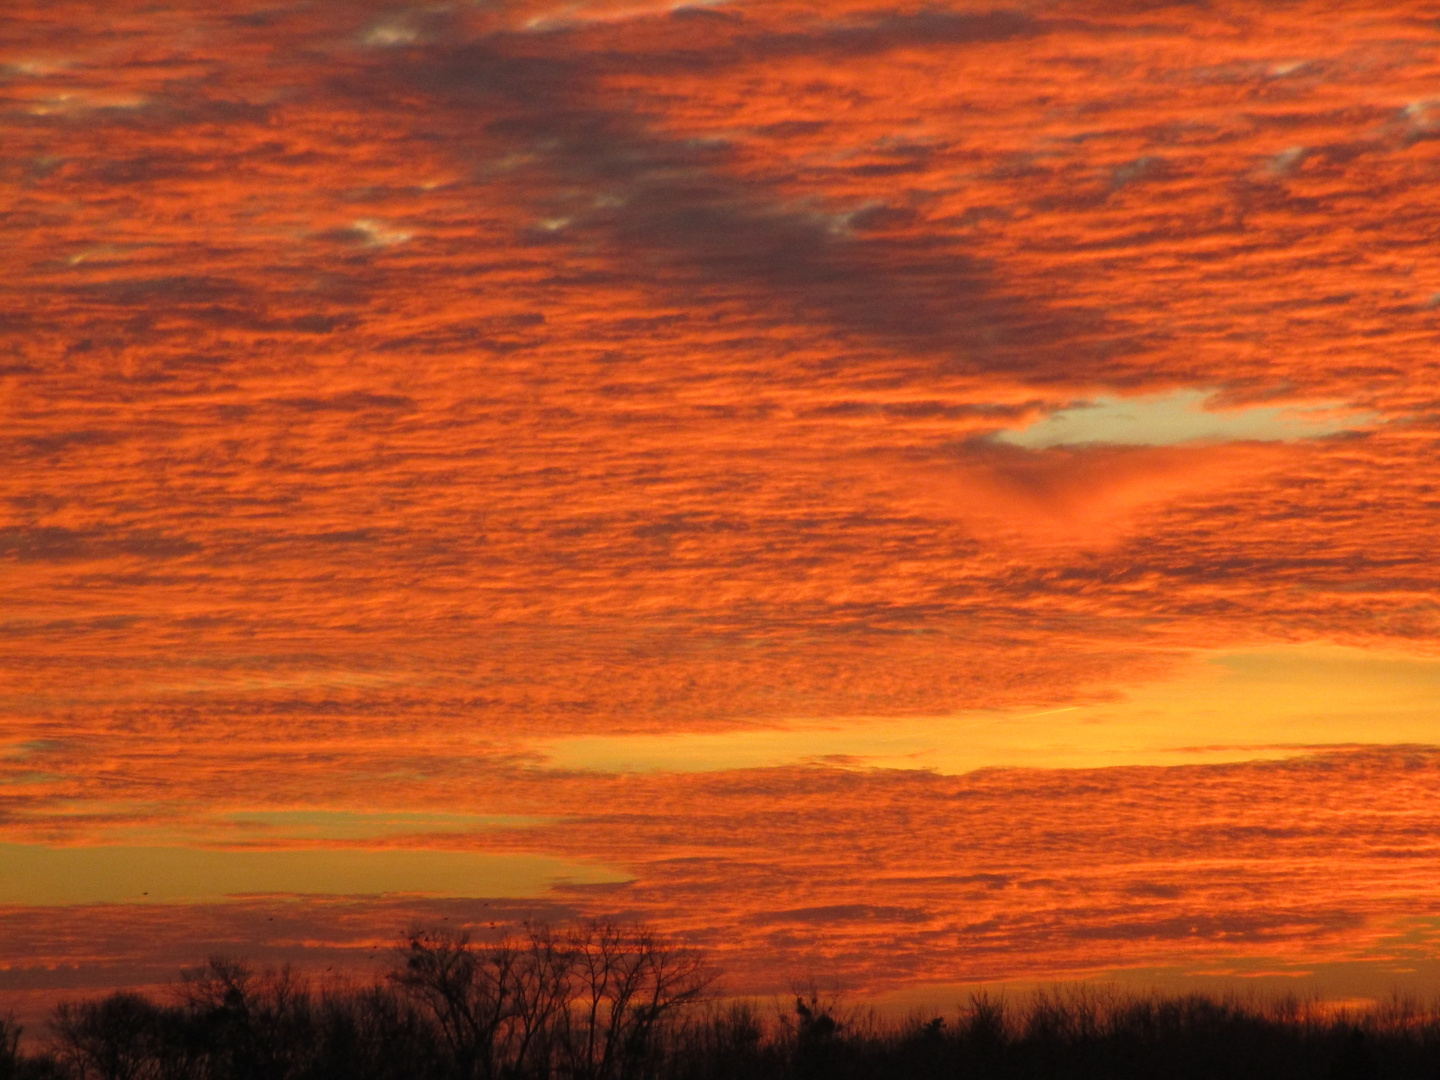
[4,923,1440,1079]
[9,921,710,1080]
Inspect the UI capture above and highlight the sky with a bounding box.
[4,0,1440,1013]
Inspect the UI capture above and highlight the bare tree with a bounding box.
[393,928,581,1080]
[51,994,167,1080]
[393,921,710,1080]
[558,922,711,1080]
[1,1015,22,1080]
[504,924,575,1076]
[178,957,314,1080]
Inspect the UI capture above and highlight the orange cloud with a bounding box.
[4,0,1440,1014]
[897,440,1294,546]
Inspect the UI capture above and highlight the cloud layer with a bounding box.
[4,0,1440,1004]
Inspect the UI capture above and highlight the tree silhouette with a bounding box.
[393,920,710,1080]
[21,926,1440,1080]
[51,994,166,1080]
[1,1015,22,1080]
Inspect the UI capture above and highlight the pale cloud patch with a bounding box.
[26,91,147,117]
[1266,145,1309,175]
[2,58,70,77]
[348,218,413,247]
[364,23,420,47]
[993,388,1371,450]
[1267,60,1312,78]
[519,0,732,31]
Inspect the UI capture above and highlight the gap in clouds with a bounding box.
[533,643,1440,774]
[994,387,1377,449]
[0,844,627,906]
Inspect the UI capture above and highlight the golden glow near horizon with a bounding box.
[4,0,1440,1009]
[539,646,1440,773]
[0,845,628,906]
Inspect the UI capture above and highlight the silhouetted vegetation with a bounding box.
[9,923,1440,1078]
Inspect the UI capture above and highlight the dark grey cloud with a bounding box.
[567,7,1045,73]
[18,429,122,456]
[1124,882,1184,899]
[0,526,200,562]
[742,903,931,925]
[1071,910,1365,943]
[352,20,1122,379]
[273,392,417,413]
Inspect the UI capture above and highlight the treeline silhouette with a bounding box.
[2,921,1437,1079]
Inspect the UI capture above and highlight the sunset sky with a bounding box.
[5,0,1440,1012]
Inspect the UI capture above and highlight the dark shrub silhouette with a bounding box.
[787,989,844,1080]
